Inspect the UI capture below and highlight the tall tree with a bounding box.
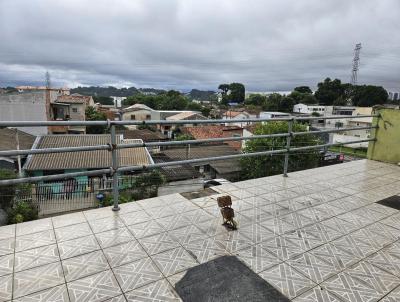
[229,83,245,103]
[218,84,230,95]
[85,106,107,134]
[263,93,282,111]
[218,83,245,103]
[240,122,321,179]
[123,90,188,110]
[315,78,344,105]
[294,86,312,94]
[352,85,388,106]
[93,96,114,105]
[245,94,267,106]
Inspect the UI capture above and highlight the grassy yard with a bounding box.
[329,146,368,158]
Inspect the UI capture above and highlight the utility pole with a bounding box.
[45,71,51,131]
[45,71,51,89]
[14,128,22,178]
[350,43,362,85]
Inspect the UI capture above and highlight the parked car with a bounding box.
[319,151,344,166]
[203,178,231,188]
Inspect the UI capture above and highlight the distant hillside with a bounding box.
[187,89,216,101]
[70,86,166,97]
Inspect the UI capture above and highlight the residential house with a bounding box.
[181,125,243,150]
[49,94,95,134]
[164,112,207,138]
[116,129,167,153]
[0,90,65,135]
[121,104,201,135]
[222,110,251,127]
[16,86,70,95]
[122,104,154,125]
[0,128,35,172]
[95,104,120,120]
[0,88,94,135]
[24,134,153,184]
[21,134,153,216]
[331,107,373,148]
[161,144,242,181]
[293,103,326,115]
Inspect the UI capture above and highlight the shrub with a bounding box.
[0,169,17,210]
[7,201,38,224]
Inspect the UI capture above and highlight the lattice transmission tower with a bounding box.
[350,43,362,85]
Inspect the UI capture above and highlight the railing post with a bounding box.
[283,118,293,177]
[110,124,120,211]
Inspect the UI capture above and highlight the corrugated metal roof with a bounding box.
[55,95,93,104]
[166,112,206,121]
[117,129,167,142]
[24,135,151,171]
[161,144,241,175]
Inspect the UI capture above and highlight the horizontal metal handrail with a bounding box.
[0,126,375,157]
[0,144,111,157]
[0,138,375,186]
[0,114,378,127]
[293,125,377,137]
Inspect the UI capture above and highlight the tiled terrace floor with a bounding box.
[1,159,400,301]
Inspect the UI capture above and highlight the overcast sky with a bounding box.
[0,0,399,91]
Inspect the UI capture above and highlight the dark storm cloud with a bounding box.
[1,0,399,91]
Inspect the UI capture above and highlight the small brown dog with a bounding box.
[217,195,237,230]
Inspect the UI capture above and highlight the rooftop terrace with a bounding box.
[0,159,399,301]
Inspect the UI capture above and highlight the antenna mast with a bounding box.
[350,43,362,85]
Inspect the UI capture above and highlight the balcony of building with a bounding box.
[0,159,399,301]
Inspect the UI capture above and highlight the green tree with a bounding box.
[174,134,194,141]
[279,96,296,112]
[245,94,267,106]
[186,102,203,111]
[218,83,245,104]
[200,107,211,117]
[302,94,318,105]
[123,90,188,110]
[162,90,188,110]
[288,91,317,105]
[229,83,245,103]
[85,106,107,134]
[93,96,114,105]
[218,84,230,95]
[315,78,344,105]
[352,85,388,106]
[263,93,282,111]
[294,86,312,94]
[240,122,321,179]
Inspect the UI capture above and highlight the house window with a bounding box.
[145,115,151,120]
[130,114,136,120]
[72,108,78,113]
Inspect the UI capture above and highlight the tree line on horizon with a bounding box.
[244,78,390,113]
[2,77,394,112]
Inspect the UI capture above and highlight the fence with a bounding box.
[13,175,152,216]
[0,114,378,213]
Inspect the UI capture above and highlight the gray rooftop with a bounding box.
[0,159,399,301]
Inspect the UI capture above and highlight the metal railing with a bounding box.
[0,114,378,211]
